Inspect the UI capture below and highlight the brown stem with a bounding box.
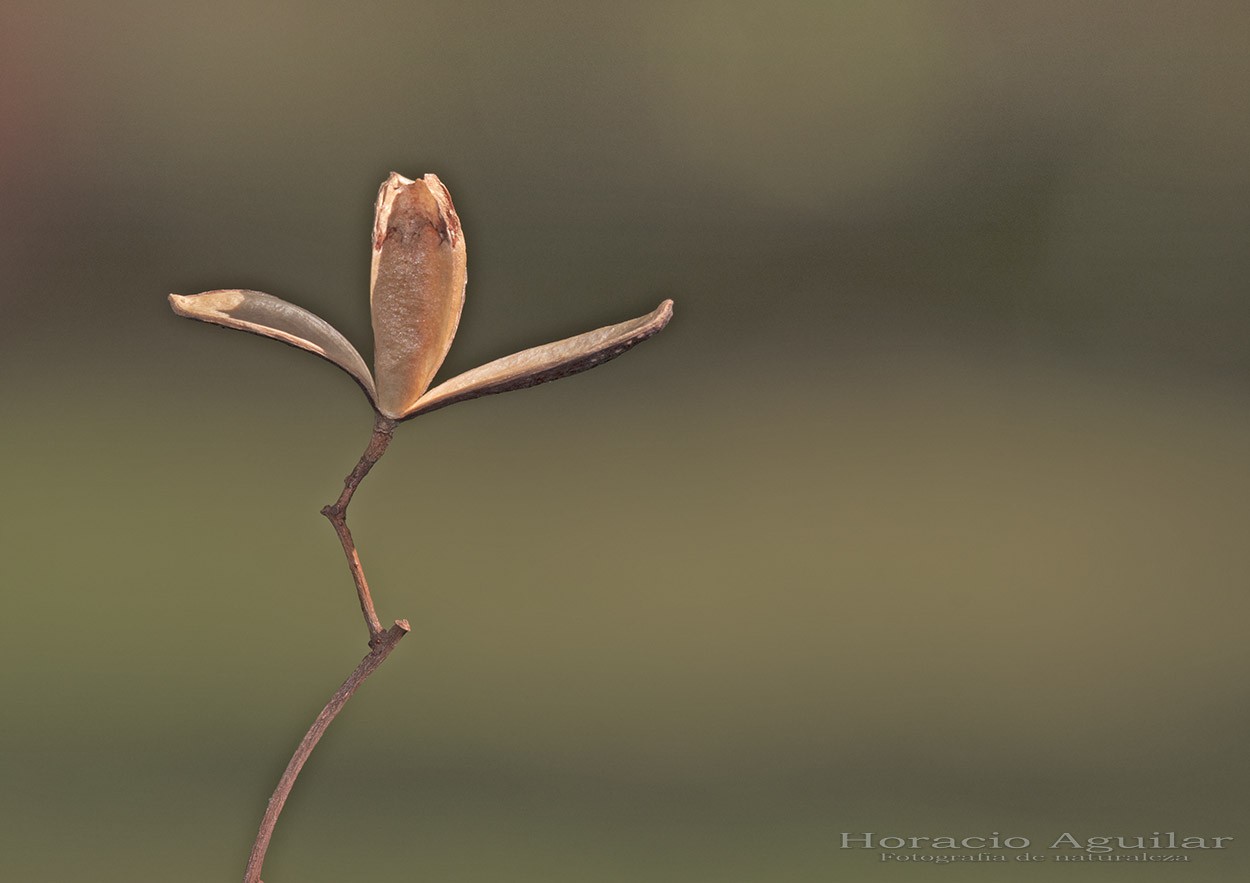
[243,412,406,883]
[322,413,397,644]
[243,620,411,883]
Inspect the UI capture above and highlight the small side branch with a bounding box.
[322,414,397,644]
[243,619,411,883]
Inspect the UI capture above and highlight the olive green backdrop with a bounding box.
[2,2,1248,880]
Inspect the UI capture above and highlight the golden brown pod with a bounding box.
[169,173,672,421]
[369,172,467,419]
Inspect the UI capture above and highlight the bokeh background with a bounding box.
[2,2,1248,880]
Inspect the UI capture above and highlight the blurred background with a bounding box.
[2,1,1248,880]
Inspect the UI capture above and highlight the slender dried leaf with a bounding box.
[168,289,377,402]
[370,173,467,419]
[404,299,674,418]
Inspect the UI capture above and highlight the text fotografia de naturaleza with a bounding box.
[841,832,1233,863]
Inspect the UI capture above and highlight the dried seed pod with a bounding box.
[168,289,376,402]
[370,172,467,419]
[169,173,672,422]
[409,299,674,417]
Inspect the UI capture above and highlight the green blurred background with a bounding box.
[2,1,1248,880]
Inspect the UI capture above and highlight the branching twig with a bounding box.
[322,414,398,644]
[243,415,405,883]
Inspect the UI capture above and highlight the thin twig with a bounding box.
[322,414,398,644]
[242,413,406,883]
[244,620,410,883]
